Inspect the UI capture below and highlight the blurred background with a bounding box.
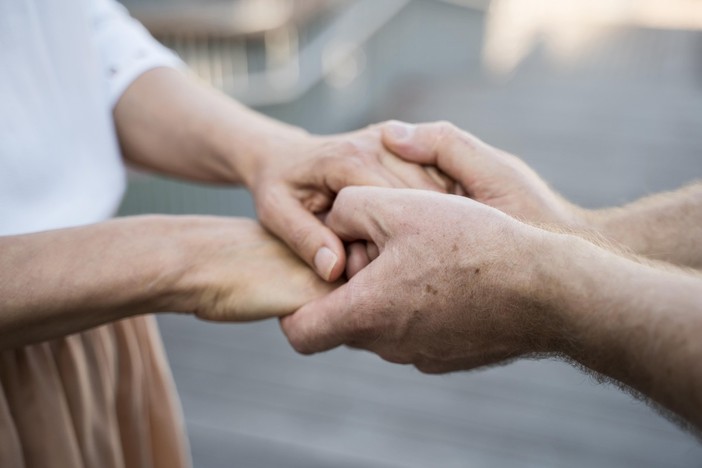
[117,0,702,466]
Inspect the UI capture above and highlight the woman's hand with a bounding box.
[115,69,447,282]
[242,125,447,282]
[166,216,340,322]
[0,215,334,349]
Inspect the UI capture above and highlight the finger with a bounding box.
[318,155,396,193]
[381,120,451,164]
[280,284,359,354]
[346,241,370,279]
[377,150,447,192]
[381,120,494,187]
[366,241,379,261]
[257,188,346,282]
[324,186,395,246]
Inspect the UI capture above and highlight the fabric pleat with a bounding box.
[0,316,190,468]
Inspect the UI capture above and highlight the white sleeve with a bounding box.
[91,0,185,108]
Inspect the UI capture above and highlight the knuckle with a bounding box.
[335,140,365,159]
[334,186,356,206]
[428,121,459,154]
[433,120,459,141]
[434,120,456,133]
[363,121,383,132]
[380,119,401,127]
[433,121,481,152]
[319,152,364,181]
[337,138,382,166]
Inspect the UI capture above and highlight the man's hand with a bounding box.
[381,121,585,228]
[381,120,702,268]
[280,187,702,430]
[280,187,556,373]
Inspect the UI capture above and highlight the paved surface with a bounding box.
[119,2,702,466]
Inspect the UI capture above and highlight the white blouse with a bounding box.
[0,0,182,236]
[0,5,192,468]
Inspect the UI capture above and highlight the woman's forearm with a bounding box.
[0,215,337,349]
[113,67,308,186]
[0,217,183,349]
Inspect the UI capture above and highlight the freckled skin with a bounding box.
[283,187,552,372]
[282,179,702,431]
[359,120,702,431]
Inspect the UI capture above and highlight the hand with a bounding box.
[381,121,587,229]
[166,216,339,322]
[244,126,447,282]
[280,187,558,374]
[113,68,445,282]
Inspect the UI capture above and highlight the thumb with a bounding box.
[381,120,490,188]
[381,120,430,163]
[280,283,357,355]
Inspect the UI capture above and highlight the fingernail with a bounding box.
[385,122,415,141]
[314,247,338,281]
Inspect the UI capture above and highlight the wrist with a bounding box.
[534,231,651,360]
[203,100,310,187]
[471,226,573,356]
[516,230,577,355]
[123,215,198,314]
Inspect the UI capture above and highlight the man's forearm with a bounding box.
[588,182,702,269]
[113,67,307,186]
[545,234,702,428]
[0,217,183,349]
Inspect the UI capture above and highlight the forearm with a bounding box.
[587,182,702,269]
[0,217,184,349]
[544,235,702,429]
[113,67,308,186]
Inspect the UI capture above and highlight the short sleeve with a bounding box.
[91,0,185,108]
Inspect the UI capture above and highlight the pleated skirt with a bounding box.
[0,316,190,468]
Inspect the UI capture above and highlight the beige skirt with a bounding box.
[0,316,191,468]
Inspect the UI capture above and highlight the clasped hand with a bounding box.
[183,119,702,429]
[279,121,596,373]
[207,119,585,375]
[206,120,584,373]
